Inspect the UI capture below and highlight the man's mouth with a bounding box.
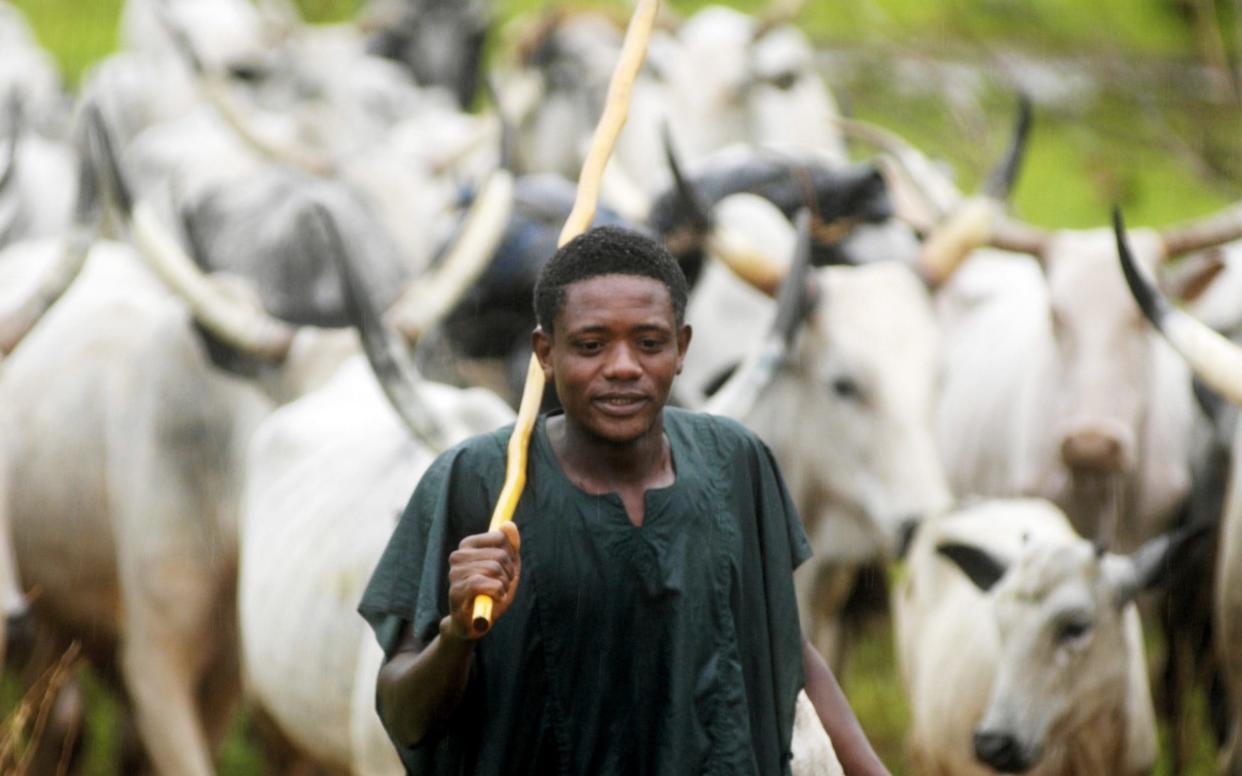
[594,394,648,415]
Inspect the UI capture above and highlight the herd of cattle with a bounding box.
[4,0,1242,773]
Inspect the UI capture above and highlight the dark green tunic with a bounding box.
[358,407,812,775]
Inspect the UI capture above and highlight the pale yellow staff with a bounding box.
[471,0,660,633]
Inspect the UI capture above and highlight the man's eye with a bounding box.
[639,338,666,350]
[577,341,604,354]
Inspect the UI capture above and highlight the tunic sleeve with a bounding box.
[358,433,504,656]
[755,437,814,573]
[356,433,508,774]
[732,427,815,774]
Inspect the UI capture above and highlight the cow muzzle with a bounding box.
[973,728,1040,774]
[1059,424,1133,474]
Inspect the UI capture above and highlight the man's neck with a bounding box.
[547,413,673,493]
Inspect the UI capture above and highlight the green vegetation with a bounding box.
[2,0,1238,773]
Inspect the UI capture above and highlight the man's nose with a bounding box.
[603,344,642,379]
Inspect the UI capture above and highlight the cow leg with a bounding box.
[120,629,214,776]
[117,542,234,776]
[197,576,241,750]
[795,561,857,673]
[1220,510,1242,776]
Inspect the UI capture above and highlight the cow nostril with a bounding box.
[974,729,1036,773]
[1061,430,1124,473]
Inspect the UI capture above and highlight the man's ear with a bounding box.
[676,324,692,374]
[532,326,554,380]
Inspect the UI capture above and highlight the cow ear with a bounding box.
[1106,520,1213,607]
[936,542,1008,592]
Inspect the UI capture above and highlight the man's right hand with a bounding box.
[443,522,522,641]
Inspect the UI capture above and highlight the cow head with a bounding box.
[938,513,1193,773]
[896,101,1242,543]
[706,199,951,560]
[364,0,488,109]
[1043,228,1165,479]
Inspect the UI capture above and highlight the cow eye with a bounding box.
[228,62,267,83]
[767,70,798,90]
[830,375,861,400]
[1055,617,1091,645]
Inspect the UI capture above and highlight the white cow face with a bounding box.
[759,262,951,560]
[939,533,1165,773]
[1044,228,1165,481]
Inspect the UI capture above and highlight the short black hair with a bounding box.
[533,226,688,334]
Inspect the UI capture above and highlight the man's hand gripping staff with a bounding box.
[468,0,660,634]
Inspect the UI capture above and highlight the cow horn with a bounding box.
[834,118,961,220]
[1115,207,1242,407]
[661,121,712,233]
[917,96,1047,284]
[386,167,515,343]
[89,102,297,361]
[0,104,104,355]
[706,198,789,296]
[705,208,814,419]
[152,0,334,177]
[771,207,818,347]
[307,202,452,452]
[1159,200,1242,259]
[660,127,787,295]
[752,0,806,40]
[981,93,1031,201]
[0,91,21,196]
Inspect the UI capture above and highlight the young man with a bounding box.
[359,226,890,775]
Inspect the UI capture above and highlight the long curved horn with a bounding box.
[90,100,297,360]
[661,121,713,234]
[0,91,20,197]
[706,194,791,296]
[1115,207,1242,406]
[752,0,807,40]
[386,167,515,342]
[659,125,788,293]
[1159,200,1242,259]
[917,96,1048,285]
[308,202,452,452]
[0,104,104,355]
[152,0,334,177]
[387,76,517,343]
[835,118,961,220]
[705,207,814,418]
[982,93,1031,200]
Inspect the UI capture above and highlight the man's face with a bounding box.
[533,274,691,445]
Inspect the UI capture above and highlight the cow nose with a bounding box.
[1060,429,1124,473]
[973,729,1035,773]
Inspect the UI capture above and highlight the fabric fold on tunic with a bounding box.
[358,408,813,775]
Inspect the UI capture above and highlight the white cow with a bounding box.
[0,116,505,772]
[700,197,951,665]
[238,356,514,773]
[0,232,362,774]
[1114,222,1242,775]
[0,1,69,135]
[501,4,845,216]
[936,231,1208,551]
[896,498,1167,776]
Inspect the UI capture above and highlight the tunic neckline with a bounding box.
[533,411,681,526]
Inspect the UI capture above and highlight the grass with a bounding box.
[2,0,1238,773]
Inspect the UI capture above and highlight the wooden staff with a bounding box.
[471,0,659,633]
